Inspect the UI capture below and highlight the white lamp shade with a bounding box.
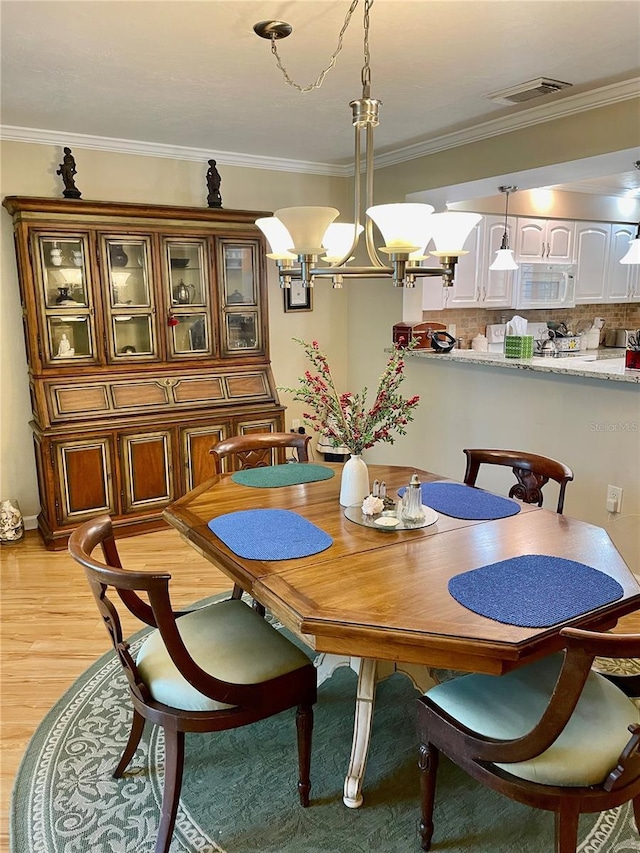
[255,217,297,260]
[274,207,339,255]
[366,203,435,253]
[322,222,364,262]
[489,248,519,271]
[428,212,482,255]
[620,238,640,264]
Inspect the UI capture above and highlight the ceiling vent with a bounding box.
[488,78,573,105]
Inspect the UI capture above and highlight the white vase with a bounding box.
[339,454,370,507]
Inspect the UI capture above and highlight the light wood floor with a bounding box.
[2,527,639,853]
[0,526,232,853]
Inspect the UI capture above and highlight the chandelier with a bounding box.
[253,0,481,289]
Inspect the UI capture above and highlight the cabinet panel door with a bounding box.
[55,437,115,524]
[33,232,100,366]
[217,240,264,356]
[516,220,546,261]
[164,238,215,359]
[574,224,610,303]
[447,221,482,306]
[181,424,228,488]
[546,221,575,262]
[606,224,639,302]
[120,430,174,512]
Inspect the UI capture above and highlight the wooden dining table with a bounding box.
[163,462,640,808]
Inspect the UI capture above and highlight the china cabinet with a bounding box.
[3,197,285,548]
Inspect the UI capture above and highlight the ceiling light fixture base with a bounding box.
[253,21,292,40]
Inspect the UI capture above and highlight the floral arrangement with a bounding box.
[281,338,420,456]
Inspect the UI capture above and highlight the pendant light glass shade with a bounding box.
[366,203,435,253]
[428,212,482,256]
[322,222,364,262]
[620,235,640,264]
[255,217,297,260]
[489,248,519,271]
[274,207,339,255]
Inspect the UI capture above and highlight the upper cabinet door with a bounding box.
[606,224,640,302]
[515,219,575,263]
[482,215,515,307]
[447,220,483,306]
[100,235,160,363]
[164,238,214,359]
[574,223,610,303]
[217,239,264,356]
[33,232,100,366]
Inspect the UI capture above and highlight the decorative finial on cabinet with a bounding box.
[206,159,223,208]
[56,147,82,199]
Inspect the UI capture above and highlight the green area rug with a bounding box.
[11,607,638,853]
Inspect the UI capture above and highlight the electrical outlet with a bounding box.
[606,485,623,513]
[291,419,300,432]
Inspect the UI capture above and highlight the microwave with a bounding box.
[512,264,576,309]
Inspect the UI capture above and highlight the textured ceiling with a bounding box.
[1,0,639,190]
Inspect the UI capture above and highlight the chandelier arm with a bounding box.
[327,125,363,269]
[266,0,360,93]
[363,124,386,268]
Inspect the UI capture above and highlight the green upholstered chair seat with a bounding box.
[136,599,311,712]
[426,653,639,787]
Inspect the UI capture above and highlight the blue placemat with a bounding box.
[448,555,624,627]
[208,509,333,560]
[231,464,335,488]
[398,481,520,520]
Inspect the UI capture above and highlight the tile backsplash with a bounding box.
[423,303,640,348]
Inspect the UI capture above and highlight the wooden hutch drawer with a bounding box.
[42,368,276,425]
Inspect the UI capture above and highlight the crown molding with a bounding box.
[374,77,640,169]
[1,77,637,177]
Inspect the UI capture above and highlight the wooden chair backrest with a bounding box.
[68,515,262,707]
[210,432,311,474]
[463,448,574,513]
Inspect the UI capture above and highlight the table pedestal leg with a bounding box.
[314,653,439,808]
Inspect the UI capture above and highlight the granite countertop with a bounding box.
[407,348,640,384]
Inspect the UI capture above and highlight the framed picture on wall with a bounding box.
[283,281,313,313]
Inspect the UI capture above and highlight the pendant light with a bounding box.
[489,186,519,271]
[254,0,480,289]
[620,223,640,264]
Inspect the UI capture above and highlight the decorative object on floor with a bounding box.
[462,448,574,513]
[489,186,519,271]
[448,555,624,627]
[12,610,638,853]
[208,508,332,560]
[0,498,24,543]
[281,339,419,506]
[253,1,481,290]
[231,463,334,488]
[206,159,222,208]
[67,516,316,853]
[416,626,640,853]
[55,146,81,199]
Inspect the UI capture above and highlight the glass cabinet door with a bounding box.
[102,236,158,361]
[218,240,262,355]
[36,234,97,364]
[165,239,213,358]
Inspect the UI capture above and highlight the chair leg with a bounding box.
[633,794,640,835]
[296,704,313,807]
[155,728,185,853]
[554,802,580,853]
[417,741,439,851]
[113,708,145,778]
[231,583,243,600]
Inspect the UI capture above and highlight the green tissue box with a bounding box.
[504,335,534,359]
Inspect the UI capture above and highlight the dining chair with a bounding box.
[209,431,312,474]
[416,625,640,853]
[462,448,574,513]
[68,515,317,853]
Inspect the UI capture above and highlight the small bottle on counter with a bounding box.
[472,333,488,352]
[456,337,464,350]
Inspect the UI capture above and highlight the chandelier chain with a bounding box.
[361,0,372,91]
[268,0,360,93]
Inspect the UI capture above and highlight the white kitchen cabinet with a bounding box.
[481,215,516,307]
[515,218,575,263]
[447,219,484,306]
[574,222,610,303]
[605,223,640,303]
